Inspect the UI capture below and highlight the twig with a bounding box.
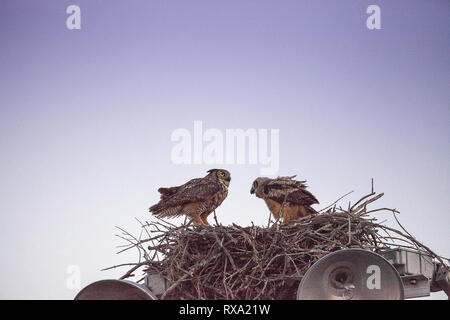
[107,184,448,300]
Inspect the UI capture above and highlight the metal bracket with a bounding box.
[379,248,450,299]
[431,265,450,299]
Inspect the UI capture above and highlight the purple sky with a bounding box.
[0,0,449,299]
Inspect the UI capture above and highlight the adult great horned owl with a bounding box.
[250,175,319,223]
[149,169,231,226]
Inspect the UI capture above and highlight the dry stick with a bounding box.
[101,262,144,271]
[391,211,438,256]
[365,208,400,215]
[213,232,237,271]
[266,210,273,228]
[115,234,144,256]
[115,226,148,258]
[136,217,152,240]
[347,202,352,245]
[350,192,375,212]
[213,210,220,226]
[375,222,448,266]
[119,261,149,280]
[352,193,384,213]
[273,193,288,227]
[319,191,354,213]
[161,252,222,300]
[112,189,448,299]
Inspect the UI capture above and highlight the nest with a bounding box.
[106,187,448,300]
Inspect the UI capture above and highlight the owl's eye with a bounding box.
[219,171,225,177]
[253,181,258,188]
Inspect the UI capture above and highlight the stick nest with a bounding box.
[106,189,448,300]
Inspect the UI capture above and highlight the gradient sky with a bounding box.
[0,0,449,299]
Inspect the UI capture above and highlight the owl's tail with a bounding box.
[158,187,179,200]
[149,203,183,219]
[149,202,163,214]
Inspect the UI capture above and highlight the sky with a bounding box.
[0,0,449,299]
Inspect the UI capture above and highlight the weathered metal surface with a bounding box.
[75,279,157,300]
[379,248,434,279]
[432,265,450,298]
[401,274,430,299]
[297,249,404,300]
[145,273,170,297]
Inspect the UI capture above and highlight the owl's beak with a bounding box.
[250,186,255,194]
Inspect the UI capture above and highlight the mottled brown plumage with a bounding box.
[250,175,319,223]
[149,169,231,226]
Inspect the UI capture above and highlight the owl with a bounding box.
[149,169,231,226]
[250,175,319,223]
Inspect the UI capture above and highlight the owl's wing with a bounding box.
[269,177,307,189]
[265,182,319,206]
[265,178,300,193]
[158,179,222,208]
[285,189,319,206]
[158,178,202,199]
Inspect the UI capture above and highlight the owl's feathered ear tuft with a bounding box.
[207,169,220,174]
